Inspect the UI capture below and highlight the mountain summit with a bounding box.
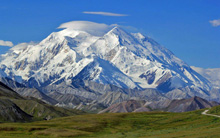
[0,22,211,99]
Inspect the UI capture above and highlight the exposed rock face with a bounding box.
[41,81,101,100]
[1,76,218,114]
[0,81,23,99]
[165,86,212,102]
[139,70,157,85]
[147,99,172,110]
[166,96,218,112]
[38,80,169,111]
[100,96,219,113]
[48,92,92,107]
[0,99,32,122]
[131,88,167,101]
[96,92,130,107]
[133,107,151,112]
[99,100,148,113]
[16,88,58,105]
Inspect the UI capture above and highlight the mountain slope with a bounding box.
[0,81,23,99]
[16,88,58,105]
[73,57,138,89]
[0,22,211,100]
[208,104,220,115]
[11,97,84,120]
[0,77,58,105]
[0,99,32,122]
[166,96,218,112]
[0,82,31,122]
[191,66,220,88]
[48,91,92,107]
[99,100,148,113]
[147,96,218,112]
[0,81,84,122]
[100,96,218,113]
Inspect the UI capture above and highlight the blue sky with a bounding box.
[0,0,220,68]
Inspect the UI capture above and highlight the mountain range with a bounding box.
[0,22,219,112]
[0,79,218,122]
[0,81,84,122]
[99,96,218,113]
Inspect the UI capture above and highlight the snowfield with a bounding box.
[0,21,211,96]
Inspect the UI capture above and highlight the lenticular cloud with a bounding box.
[0,40,13,47]
[58,21,117,36]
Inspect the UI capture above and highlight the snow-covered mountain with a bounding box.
[191,66,220,88]
[0,21,211,96]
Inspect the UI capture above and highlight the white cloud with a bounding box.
[58,21,117,36]
[83,11,128,16]
[209,19,220,27]
[0,40,13,47]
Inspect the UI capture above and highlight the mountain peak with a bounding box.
[0,21,211,98]
[107,26,128,36]
[58,21,116,36]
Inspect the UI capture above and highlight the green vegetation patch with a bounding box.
[11,98,85,120]
[0,110,220,138]
[208,105,220,115]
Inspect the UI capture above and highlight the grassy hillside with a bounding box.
[208,105,220,115]
[11,98,85,120]
[0,96,85,122]
[0,81,85,122]
[0,109,220,138]
[0,99,32,122]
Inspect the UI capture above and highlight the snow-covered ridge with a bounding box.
[191,66,220,88]
[0,24,211,93]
